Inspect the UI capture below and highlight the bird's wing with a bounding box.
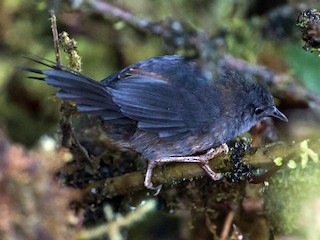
[109,74,217,140]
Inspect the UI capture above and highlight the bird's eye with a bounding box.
[254,107,264,115]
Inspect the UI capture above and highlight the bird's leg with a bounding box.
[197,144,228,180]
[144,161,163,195]
[144,143,229,192]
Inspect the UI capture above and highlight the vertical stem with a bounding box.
[49,10,61,65]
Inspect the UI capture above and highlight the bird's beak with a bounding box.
[266,106,288,122]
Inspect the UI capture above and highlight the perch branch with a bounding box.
[85,139,319,197]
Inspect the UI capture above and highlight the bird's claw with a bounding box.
[145,182,162,196]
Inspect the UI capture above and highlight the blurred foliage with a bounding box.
[283,43,320,94]
[1,0,320,240]
[264,151,320,238]
[0,128,78,239]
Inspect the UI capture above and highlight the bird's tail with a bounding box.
[18,55,123,121]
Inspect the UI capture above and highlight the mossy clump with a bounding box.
[263,143,320,238]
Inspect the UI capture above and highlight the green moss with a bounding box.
[264,156,320,237]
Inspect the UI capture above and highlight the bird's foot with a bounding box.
[143,143,228,193]
[201,163,224,180]
[144,161,162,195]
[145,182,162,196]
[198,143,228,180]
[203,143,229,159]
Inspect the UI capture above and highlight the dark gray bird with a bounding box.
[19,55,288,193]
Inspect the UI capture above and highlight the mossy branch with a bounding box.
[84,139,319,197]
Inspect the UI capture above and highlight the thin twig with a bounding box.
[220,210,236,240]
[49,10,61,65]
[48,11,91,165]
[77,200,156,240]
[86,0,151,30]
[49,11,73,148]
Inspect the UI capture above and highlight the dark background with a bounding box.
[1,0,320,239]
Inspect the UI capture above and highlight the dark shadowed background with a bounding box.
[1,0,320,239]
